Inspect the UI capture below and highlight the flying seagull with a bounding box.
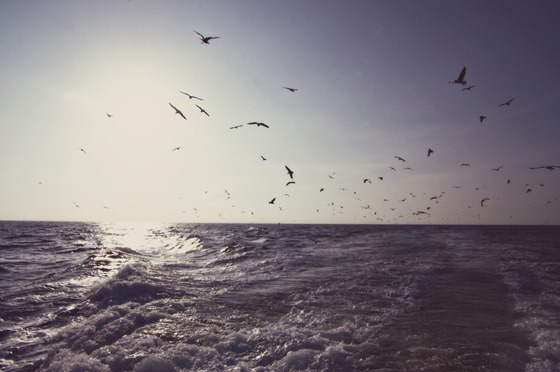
[268,197,276,205]
[394,156,406,162]
[461,85,475,91]
[479,115,487,123]
[461,163,471,167]
[179,91,203,101]
[106,112,113,118]
[78,148,87,155]
[260,155,267,161]
[286,181,295,186]
[247,122,270,128]
[481,198,489,207]
[172,147,182,151]
[196,105,209,116]
[285,165,294,179]
[498,98,515,107]
[169,103,187,120]
[449,66,467,85]
[427,148,434,157]
[194,31,220,44]
[491,166,503,172]
[529,165,560,170]
[363,178,372,183]
[282,87,298,92]
[229,125,243,129]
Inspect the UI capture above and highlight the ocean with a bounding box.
[0,222,558,371]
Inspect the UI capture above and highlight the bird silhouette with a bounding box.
[481,198,489,207]
[78,148,87,155]
[394,156,406,162]
[363,179,372,183]
[106,113,113,118]
[194,31,220,44]
[491,166,503,172]
[449,66,467,85]
[286,181,295,186]
[282,87,298,92]
[172,147,182,151]
[285,166,294,179]
[461,163,471,167]
[229,125,243,129]
[268,197,276,204]
[169,103,187,120]
[529,165,560,170]
[461,85,475,91]
[498,98,515,107]
[196,105,209,116]
[247,122,270,128]
[260,155,267,161]
[479,115,487,122]
[179,91,203,101]
[427,148,434,157]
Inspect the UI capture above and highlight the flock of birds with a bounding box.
[41,32,558,224]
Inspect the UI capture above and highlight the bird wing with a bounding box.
[169,102,178,111]
[193,30,204,38]
[458,66,467,81]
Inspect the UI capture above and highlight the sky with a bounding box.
[1,0,559,225]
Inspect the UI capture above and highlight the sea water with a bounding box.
[0,222,559,371]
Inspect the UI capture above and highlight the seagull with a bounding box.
[389,166,397,171]
[73,201,80,208]
[461,163,471,167]
[481,198,489,207]
[378,177,384,181]
[498,98,515,107]
[461,85,475,91]
[285,165,294,179]
[229,125,243,129]
[247,122,270,128]
[260,155,267,161]
[394,156,406,162]
[427,148,434,157]
[194,31,220,44]
[282,87,298,92]
[78,148,87,155]
[169,103,187,120]
[286,181,295,186]
[363,179,372,183]
[529,165,560,170]
[491,166,503,172]
[449,66,467,85]
[479,115,487,123]
[526,188,533,193]
[172,147,182,151]
[196,105,209,116]
[179,91,203,101]
[106,113,113,118]
[268,197,276,204]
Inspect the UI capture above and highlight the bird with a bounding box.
[106,112,113,118]
[529,165,560,170]
[449,66,467,85]
[498,98,515,107]
[363,179,371,183]
[172,147,182,151]
[73,201,80,208]
[285,166,294,179]
[179,91,203,101]
[378,177,384,181]
[427,148,434,157]
[260,155,267,161]
[194,31,220,44]
[526,188,533,193]
[461,163,471,167]
[389,166,397,171]
[491,166,503,172]
[395,156,406,162]
[461,85,475,91]
[247,122,270,128]
[282,86,298,92]
[78,148,87,155]
[319,188,324,192]
[479,115,487,123]
[229,125,243,129]
[286,181,295,186]
[481,198,489,207]
[268,197,276,204]
[196,105,209,116]
[169,103,187,120]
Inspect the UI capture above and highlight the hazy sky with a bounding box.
[1,0,559,224]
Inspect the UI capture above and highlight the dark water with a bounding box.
[0,222,558,371]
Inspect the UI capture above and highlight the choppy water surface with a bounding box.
[0,222,559,371]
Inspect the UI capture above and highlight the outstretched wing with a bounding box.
[193,30,204,38]
[458,66,467,81]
